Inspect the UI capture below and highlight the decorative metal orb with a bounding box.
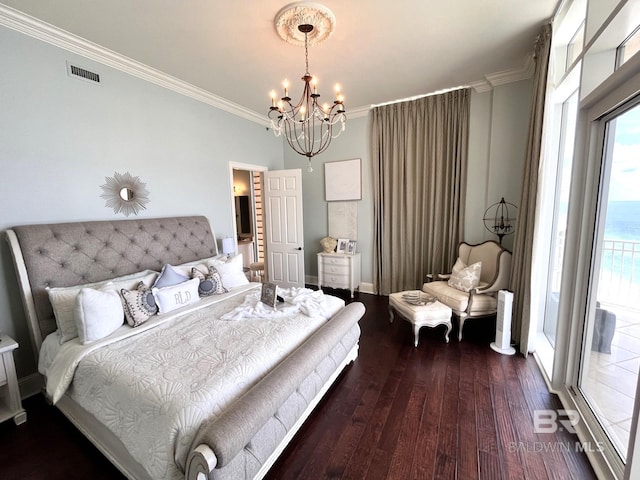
[483,197,517,244]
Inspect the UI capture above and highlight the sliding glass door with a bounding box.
[579,98,640,462]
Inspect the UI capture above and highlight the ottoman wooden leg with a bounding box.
[444,322,452,343]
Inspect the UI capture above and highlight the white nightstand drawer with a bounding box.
[324,275,349,288]
[324,264,349,275]
[321,255,351,266]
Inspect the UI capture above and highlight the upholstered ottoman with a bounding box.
[389,291,453,347]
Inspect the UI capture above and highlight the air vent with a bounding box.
[67,62,101,84]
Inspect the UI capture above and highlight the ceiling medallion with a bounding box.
[274,2,336,47]
[269,2,346,172]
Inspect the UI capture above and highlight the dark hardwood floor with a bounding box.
[0,290,596,480]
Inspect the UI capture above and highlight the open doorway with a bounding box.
[229,162,266,279]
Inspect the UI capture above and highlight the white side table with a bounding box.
[317,252,361,298]
[0,334,27,425]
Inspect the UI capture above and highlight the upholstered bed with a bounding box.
[6,216,364,480]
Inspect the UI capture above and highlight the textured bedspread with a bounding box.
[44,285,345,480]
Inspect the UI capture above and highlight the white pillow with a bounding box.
[210,254,249,289]
[175,255,228,276]
[74,285,124,344]
[448,260,482,292]
[152,278,200,314]
[47,270,158,344]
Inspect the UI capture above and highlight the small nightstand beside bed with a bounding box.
[6,216,364,480]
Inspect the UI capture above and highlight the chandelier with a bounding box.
[268,3,346,172]
[483,197,517,244]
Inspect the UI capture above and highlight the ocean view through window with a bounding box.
[580,100,640,461]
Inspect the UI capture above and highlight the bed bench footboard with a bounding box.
[187,301,365,479]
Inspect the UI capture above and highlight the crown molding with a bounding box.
[470,54,535,93]
[1,4,536,122]
[348,105,371,119]
[0,4,270,127]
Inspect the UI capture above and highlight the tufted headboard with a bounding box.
[6,216,217,355]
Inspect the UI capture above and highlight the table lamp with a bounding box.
[221,237,235,258]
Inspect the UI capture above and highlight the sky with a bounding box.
[608,103,640,202]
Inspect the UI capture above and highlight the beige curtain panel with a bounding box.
[510,24,552,356]
[370,88,470,295]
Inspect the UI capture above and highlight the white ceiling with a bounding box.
[1,0,559,119]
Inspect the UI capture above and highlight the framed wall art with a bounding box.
[324,158,361,201]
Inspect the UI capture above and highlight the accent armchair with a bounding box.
[422,240,512,341]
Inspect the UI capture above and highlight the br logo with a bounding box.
[533,409,580,434]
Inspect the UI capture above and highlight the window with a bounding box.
[567,22,585,71]
[616,25,640,68]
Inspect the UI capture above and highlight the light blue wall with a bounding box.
[283,115,372,286]
[290,83,533,291]
[0,26,284,377]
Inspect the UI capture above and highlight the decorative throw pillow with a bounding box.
[210,254,250,289]
[451,257,466,275]
[152,278,200,314]
[175,255,228,276]
[447,261,482,292]
[47,269,157,344]
[74,285,124,344]
[191,266,227,297]
[120,281,158,327]
[153,264,190,289]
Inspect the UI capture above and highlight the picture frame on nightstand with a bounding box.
[260,282,277,308]
[347,240,357,254]
[336,238,349,253]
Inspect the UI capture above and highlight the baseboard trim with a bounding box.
[305,276,376,296]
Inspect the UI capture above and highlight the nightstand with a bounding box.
[317,252,361,298]
[0,334,27,425]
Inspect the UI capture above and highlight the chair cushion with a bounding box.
[422,281,497,315]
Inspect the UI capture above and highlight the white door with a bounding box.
[264,169,305,287]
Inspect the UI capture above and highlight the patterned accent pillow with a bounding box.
[451,256,466,275]
[447,261,482,292]
[191,266,227,297]
[120,281,158,327]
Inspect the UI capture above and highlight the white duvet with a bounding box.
[41,284,345,480]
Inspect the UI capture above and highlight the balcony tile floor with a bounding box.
[583,305,640,457]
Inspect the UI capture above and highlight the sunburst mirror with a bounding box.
[100,171,150,217]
